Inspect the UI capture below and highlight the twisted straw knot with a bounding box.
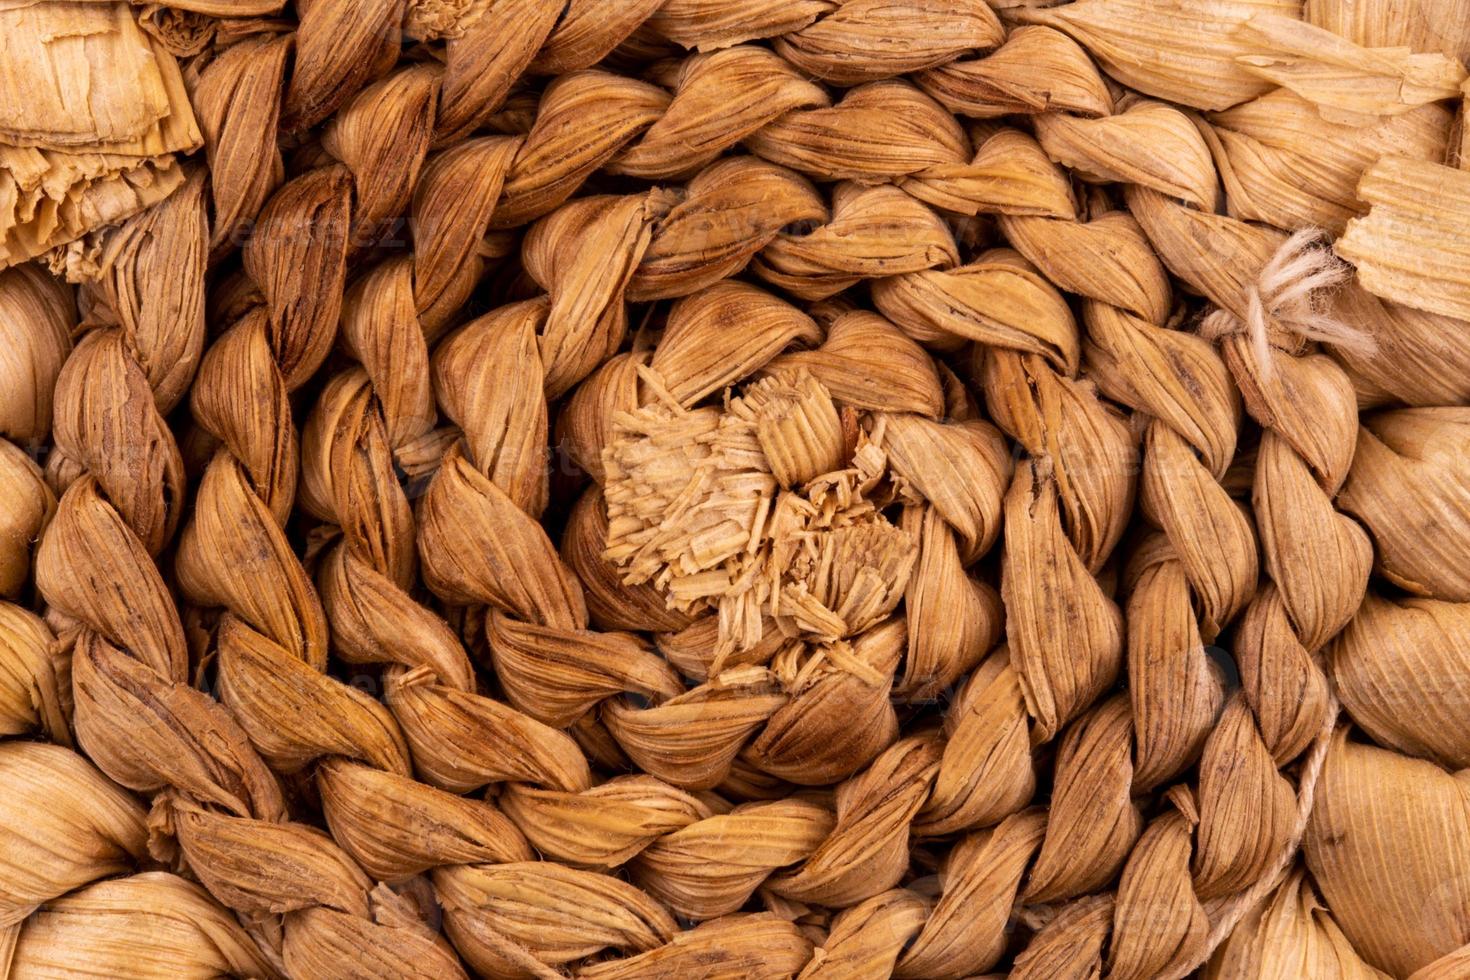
[1198,227,1374,374]
[603,366,915,659]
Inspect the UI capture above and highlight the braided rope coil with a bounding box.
[0,0,1469,977]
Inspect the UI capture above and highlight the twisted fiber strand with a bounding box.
[378,32,1108,974]
[163,11,1023,963]
[0,5,1023,975]
[5,0,785,966]
[21,144,469,980]
[361,26,1358,975]
[1173,690,1341,980]
[0,265,72,751]
[19,3,570,970]
[946,113,1317,976]
[0,207,280,974]
[171,7,1017,975]
[109,2,1028,975]
[960,73,1372,980]
[0,269,120,944]
[29,162,466,974]
[283,17,1364,980]
[226,21,1105,975]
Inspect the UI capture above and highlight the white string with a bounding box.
[1198,228,1375,376]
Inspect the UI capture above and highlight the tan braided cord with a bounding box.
[1,1,1470,978]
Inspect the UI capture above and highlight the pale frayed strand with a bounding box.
[1198,228,1376,376]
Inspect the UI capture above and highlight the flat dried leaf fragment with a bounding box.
[3,153,186,272]
[0,3,198,153]
[1306,731,1470,977]
[1321,285,1470,409]
[1019,0,1299,110]
[1336,156,1470,321]
[0,3,202,268]
[0,742,146,927]
[1332,593,1470,769]
[1207,90,1451,235]
[1302,0,1470,62]
[1233,14,1468,125]
[1338,408,1470,601]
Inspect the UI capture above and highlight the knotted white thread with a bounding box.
[1199,228,1375,377]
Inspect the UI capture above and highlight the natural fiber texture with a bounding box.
[0,1,1467,978]
[0,1,201,269]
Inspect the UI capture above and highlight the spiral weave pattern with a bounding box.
[2,1,1470,978]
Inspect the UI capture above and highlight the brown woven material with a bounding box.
[1,1,1469,977]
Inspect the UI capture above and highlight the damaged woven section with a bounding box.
[0,2,201,269]
[603,369,915,656]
